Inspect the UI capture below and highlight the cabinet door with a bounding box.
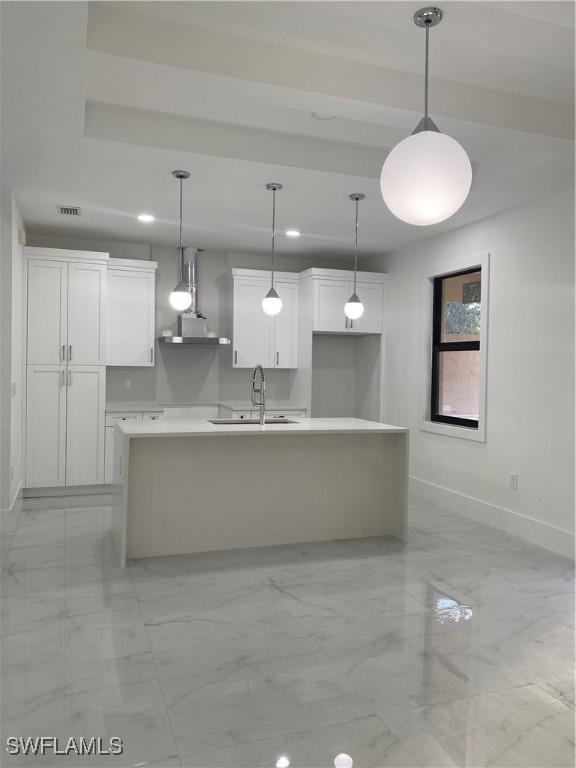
[232,279,274,368]
[25,365,66,487]
[65,366,105,486]
[27,260,67,365]
[67,262,106,365]
[107,269,155,366]
[274,281,298,368]
[313,280,350,333]
[349,282,384,334]
[104,426,115,484]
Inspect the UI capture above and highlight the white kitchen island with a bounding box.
[112,418,408,567]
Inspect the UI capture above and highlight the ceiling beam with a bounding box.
[88,3,573,140]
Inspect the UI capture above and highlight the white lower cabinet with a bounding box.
[25,364,105,488]
[104,427,115,485]
[104,411,163,484]
[65,366,105,486]
[25,365,67,487]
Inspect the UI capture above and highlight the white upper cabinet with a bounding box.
[26,248,108,365]
[107,259,157,366]
[232,270,299,369]
[67,261,107,365]
[303,269,386,335]
[233,276,274,367]
[273,279,299,368]
[27,259,67,365]
[313,278,350,333]
[351,280,384,334]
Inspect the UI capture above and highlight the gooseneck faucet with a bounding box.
[251,365,266,425]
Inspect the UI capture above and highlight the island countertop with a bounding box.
[116,417,408,438]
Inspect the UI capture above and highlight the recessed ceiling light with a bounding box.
[276,756,290,768]
[137,213,155,223]
[285,229,301,238]
[311,111,336,121]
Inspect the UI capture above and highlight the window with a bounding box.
[430,267,481,429]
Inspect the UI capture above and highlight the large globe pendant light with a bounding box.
[169,170,194,311]
[380,7,472,226]
[262,183,283,316]
[344,193,365,321]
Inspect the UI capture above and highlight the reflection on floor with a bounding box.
[1,495,574,767]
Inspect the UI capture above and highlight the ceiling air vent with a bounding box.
[57,205,81,216]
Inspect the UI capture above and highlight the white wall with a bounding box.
[365,187,575,557]
[10,199,25,504]
[0,191,25,514]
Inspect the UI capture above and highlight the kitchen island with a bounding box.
[111,418,408,567]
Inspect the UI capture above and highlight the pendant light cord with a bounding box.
[424,21,430,121]
[353,197,359,293]
[270,187,276,289]
[178,176,185,282]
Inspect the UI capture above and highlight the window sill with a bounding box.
[420,419,486,443]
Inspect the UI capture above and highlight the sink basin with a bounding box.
[209,418,297,425]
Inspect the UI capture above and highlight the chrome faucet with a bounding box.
[251,364,266,425]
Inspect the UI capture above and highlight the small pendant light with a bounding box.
[169,170,193,312]
[380,7,472,226]
[344,193,365,321]
[262,183,283,316]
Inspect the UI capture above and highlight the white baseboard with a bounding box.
[410,476,575,560]
[22,485,110,498]
[1,482,23,514]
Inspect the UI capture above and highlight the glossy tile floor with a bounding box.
[1,495,574,767]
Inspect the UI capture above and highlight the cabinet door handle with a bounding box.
[67,370,72,386]
[61,345,66,362]
[234,351,238,365]
[60,369,65,387]
[276,351,279,366]
[68,345,72,361]
[149,348,154,363]
[345,317,348,329]
[350,319,354,329]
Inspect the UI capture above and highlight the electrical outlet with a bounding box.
[509,472,518,490]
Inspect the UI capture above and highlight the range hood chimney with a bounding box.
[160,247,231,347]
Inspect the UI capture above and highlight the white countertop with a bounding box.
[117,417,408,438]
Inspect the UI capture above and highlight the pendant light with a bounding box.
[262,183,283,316]
[169,170,193,312]
[380,7,472,226]
[344,193,365,321]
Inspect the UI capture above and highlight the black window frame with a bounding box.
[430,267,481,429]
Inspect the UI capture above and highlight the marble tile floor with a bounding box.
[0,495,574,767]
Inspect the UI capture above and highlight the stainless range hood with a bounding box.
[159,247,231,347]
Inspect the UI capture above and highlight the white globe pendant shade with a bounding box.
[262,287,283,316]
[169,285,193,312]
[380,130,472,226]
[344,293,364,320]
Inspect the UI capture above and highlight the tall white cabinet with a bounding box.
[25,248,108,488]
[232,270,298,369]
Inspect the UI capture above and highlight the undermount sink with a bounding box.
[209,418,297,425]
